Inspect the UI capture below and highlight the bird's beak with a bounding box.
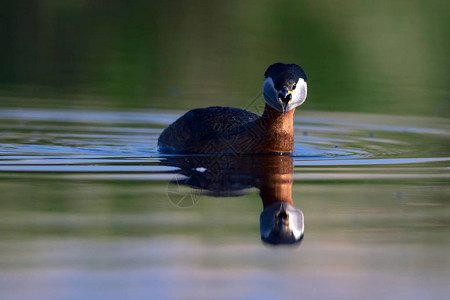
[278,88,292,115]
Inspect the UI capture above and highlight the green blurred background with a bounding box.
[0,0,449,116]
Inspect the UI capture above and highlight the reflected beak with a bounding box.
[275,208,290,232]
[278,88,292,115]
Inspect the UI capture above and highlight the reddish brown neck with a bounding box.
[257,155,294,208]
[257,104,295,153]
[260,173,294,208]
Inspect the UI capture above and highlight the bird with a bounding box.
[158,63,307,154]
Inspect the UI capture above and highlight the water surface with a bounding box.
[0,107,449,300]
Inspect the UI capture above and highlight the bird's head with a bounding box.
[260,201,304,245]
[262,63,307,115]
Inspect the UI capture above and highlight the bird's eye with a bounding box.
[292,83,297,90]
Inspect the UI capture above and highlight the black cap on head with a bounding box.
[264,63,307,91]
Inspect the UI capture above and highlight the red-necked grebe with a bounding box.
[158,63,307,154]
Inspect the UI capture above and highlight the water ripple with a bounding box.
[0,108,449,176]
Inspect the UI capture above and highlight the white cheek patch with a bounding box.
[291,78,307,108]
[262,77,281,111]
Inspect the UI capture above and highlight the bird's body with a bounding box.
[158,106,259,154]
[158,63,307,154]
[158,104,295,154]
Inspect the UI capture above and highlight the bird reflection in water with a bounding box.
[162,154,304,245]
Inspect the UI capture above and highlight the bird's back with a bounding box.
[158,106,259,153]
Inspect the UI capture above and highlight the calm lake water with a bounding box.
[1,0,449,299]
[0,107,449,300]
